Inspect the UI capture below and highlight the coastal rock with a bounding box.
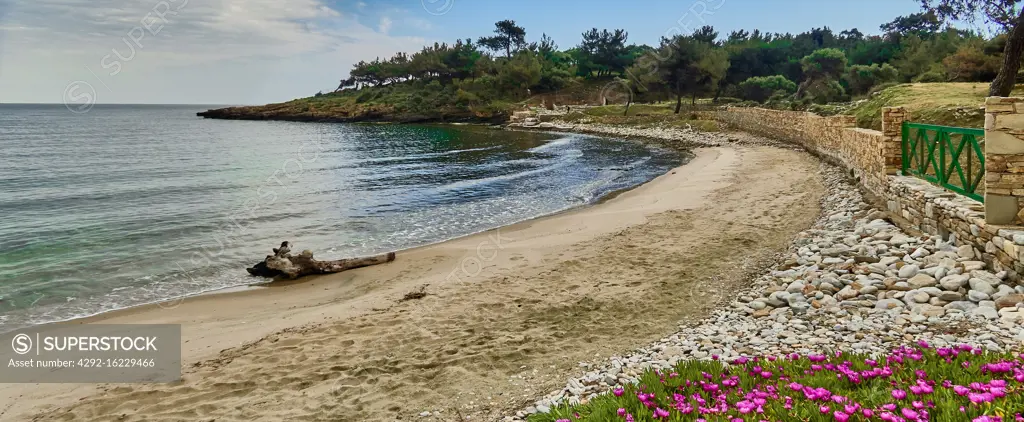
[968,290,991,302]
[897,265,919,279]
[939,274,969,291]
[907,274,937,289]
[971,307,999,320]
[969,279,997,296]
[957,245,975,259]
[995,294,1024,310]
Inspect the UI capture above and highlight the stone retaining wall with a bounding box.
[714,106,1024,279]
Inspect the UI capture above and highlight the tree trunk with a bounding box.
[674,92,683,114]
[246,242,396,280]
[691,93,697,106]
[623,98,632,116]
[991,9,1024,97]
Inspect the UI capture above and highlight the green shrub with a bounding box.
[713,97,744,104]
[738,76,798,103]
[846,64,899,95]
[913,71,947,83]
[804,79,847,104]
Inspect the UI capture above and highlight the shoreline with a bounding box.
[37,145,708,331]
[195,106,508,125]
[4,145,754,420]
[6,134,693,334]
[2,127,688,335]
[10,134,827,421]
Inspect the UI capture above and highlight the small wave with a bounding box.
[355,146,502,164]
[527,137,574,153]
[430,159,573,194]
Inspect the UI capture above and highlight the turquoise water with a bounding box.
[0,104,682,331]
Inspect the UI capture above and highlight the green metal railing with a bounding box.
[901,122,985,202]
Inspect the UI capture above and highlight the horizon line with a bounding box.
[0,102,248,106]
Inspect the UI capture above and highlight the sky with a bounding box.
[0,0,934,105]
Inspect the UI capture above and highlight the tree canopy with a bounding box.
[921,0,1024,95]
[329,7,1020,117]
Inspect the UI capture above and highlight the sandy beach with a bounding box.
[4,145,825,422]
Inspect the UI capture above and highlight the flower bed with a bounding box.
[528,343,1024,421]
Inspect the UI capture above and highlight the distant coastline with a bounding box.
[196,105,507,124]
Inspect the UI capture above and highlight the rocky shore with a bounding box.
[508,120,738,148]
[508,145,1024,420]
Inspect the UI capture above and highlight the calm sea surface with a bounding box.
[0,104,683,331]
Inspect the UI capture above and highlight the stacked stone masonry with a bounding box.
[715,104,1024,280]
[985,97,1024,225]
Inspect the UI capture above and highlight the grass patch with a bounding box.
[583,104,678,117]
[528,343,1024,421]
[559,104,719,132]
[846,83,1024,130]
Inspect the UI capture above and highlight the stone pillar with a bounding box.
[984,97,1024,225]
[881,107,909,176]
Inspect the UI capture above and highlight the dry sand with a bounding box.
[4,145,824,422]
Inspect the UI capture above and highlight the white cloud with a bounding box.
[378,16,393,34]
[0,0,430,103]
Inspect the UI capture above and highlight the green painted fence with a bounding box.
[901,122,985,202]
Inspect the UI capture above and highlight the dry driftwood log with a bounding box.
[246,241,396,279]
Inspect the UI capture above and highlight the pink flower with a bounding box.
[902,408,919,419]
[954,385,971,396]
[969,392,995,404]
[617,408,626,416]
[834,411,850,422]
[892,389,907,400]
[613,388,624,397]
[862,409,874,418]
